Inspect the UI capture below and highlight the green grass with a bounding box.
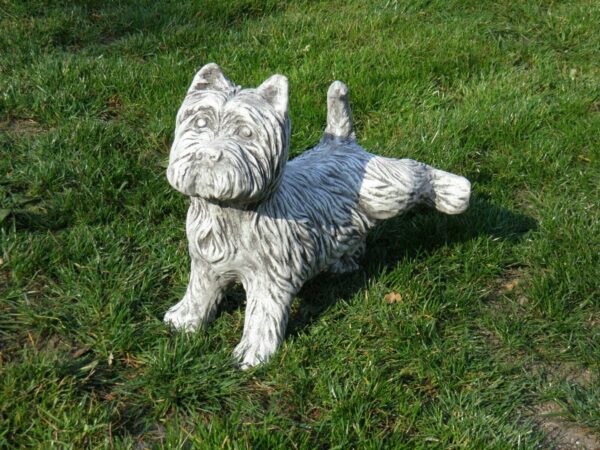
[1,0,599,448]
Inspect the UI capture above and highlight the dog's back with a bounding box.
[257,142,374,281]
[254,80,470,283]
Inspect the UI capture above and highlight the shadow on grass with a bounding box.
[214,194,537,331]
[284,194,537,337]
[16,1,290,52]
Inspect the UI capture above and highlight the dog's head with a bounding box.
[167,63,290,205]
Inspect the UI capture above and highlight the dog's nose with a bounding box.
[198,147,222,163]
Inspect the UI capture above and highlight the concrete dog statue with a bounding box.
[165,63,471,368]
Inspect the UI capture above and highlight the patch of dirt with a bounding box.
[0,119,44,135]
[554,363,595,386]
[24,332,74,356]
[524,360,596,388]
[513,190,540,214]
[532,402,600,450]
[497,267,527,293]
[485,266,530,312]
[134,423,167,450]
[482,267,599,448]
[100,95,124,120]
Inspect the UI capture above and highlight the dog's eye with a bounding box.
[195,117,208,129]
[238,126,253,139]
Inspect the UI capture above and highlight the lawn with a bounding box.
[1,0,599,448]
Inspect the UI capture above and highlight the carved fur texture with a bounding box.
[165,63,471,369]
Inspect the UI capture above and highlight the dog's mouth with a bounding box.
[167,148,234,198]
[166,137,275,203]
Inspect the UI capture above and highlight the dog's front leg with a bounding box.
[233,283,294,369]
[164,258,226,332]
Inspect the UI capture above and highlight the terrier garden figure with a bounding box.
[165,63,471,368]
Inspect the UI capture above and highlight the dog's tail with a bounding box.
[424,166,471,215]
[322,81,356,142]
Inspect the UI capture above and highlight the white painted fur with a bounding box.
[164,63,471,369]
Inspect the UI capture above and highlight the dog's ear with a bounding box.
[256,74,288,117]
[188,63,236,93]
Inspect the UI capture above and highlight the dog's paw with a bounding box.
[232,340,275,370]
[163,302,204,332]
